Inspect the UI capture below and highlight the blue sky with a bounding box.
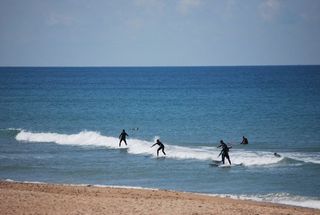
[0,0,320,66]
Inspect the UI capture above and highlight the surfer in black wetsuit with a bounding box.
[119,129,128,147]
[274,152,281,157]
[151,139,166,157]
[241,136,249,145]
[217,140,232,165]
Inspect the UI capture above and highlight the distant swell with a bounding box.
[15,130,320,166]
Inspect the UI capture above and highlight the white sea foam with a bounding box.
[1,128,21,131]
[15,130,319,166]
[16,130,118,148]
[3,178,158,191]
[282,152,320,164]
[231,150,284,166]
[208,193,320,209]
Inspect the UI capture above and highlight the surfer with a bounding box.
[151,139,166,157]
[217,140,232,165]
[119,129,128,147]
[274,152,281,157]
[241,136,249,145]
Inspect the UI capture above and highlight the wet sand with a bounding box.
[0,181,319,215]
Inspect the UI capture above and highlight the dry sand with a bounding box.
[0,181,319,215]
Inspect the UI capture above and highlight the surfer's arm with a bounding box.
[151,143,156,147]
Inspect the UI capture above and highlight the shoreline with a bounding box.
[1,181,319,215]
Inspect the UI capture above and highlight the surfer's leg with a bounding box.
[226,154,231,165]
[161,147,166,155]
[222,155,225,164]
[124,139,127,146]
[157,148,160,157]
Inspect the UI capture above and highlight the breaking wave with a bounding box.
[15,130,320,166]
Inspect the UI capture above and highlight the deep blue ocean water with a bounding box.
[1,66,320,208]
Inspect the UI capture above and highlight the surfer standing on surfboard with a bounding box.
[151,139,166,157]
[119,129,129,147]
[217,140,232,165]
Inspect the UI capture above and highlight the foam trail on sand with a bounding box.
[15,130,320,166]
[208,193,320,209]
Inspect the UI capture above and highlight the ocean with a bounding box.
[0,66,320,208]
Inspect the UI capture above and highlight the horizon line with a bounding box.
[0,64,319,68]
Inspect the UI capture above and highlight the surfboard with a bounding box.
[209,160,222,167]
[210,160,243,168]
[217,164,232,168]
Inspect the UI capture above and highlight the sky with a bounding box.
[0,0,320,66]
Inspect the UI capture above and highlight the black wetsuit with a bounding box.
[241,137,248,144]
[218,142,232,165]
[119,131,128,147]
[152,140,166,157]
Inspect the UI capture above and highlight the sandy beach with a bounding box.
[0,181,318,215]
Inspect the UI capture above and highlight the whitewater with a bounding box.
[15,130,320,167]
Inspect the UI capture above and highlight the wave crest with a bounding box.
[15,130,320,166]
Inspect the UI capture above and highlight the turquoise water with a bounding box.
[0,66,320,208]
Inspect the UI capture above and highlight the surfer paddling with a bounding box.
[241,136,249,145]
[151,139,166,157]
[217,140,232,165]
[119,129,128,147]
